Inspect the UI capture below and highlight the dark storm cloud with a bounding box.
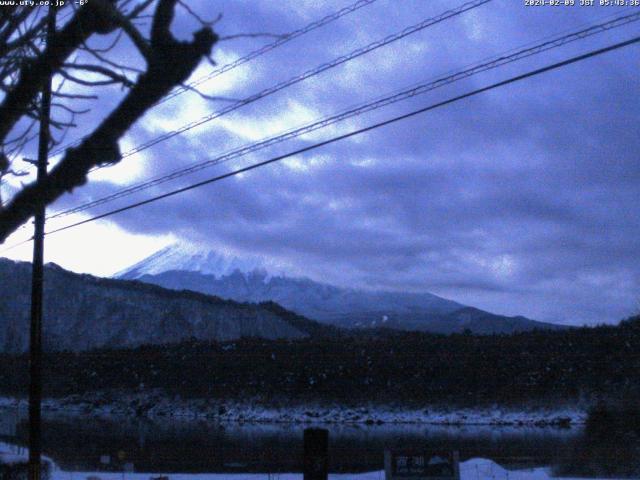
[49,0,640,325]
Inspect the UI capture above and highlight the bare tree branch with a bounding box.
[52,91,98,100]
[51,102,91,115]
[125,0,156,20]
[58,68,124,87]
[177,81,239,103]
[0,0,218,242]
[62,62,135,87]
[177,0,220,28]
[0,2,121,146]
[82,42,144,74]
[78,29,123,54]
[0,8,32,50]
[0,14,48,58]
[92,0,152,60]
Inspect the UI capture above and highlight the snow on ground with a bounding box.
[2,441,624,480]
[0,397,19,408]
[0,396,587,427]
[0,441,55,468]
[43,458,622,480]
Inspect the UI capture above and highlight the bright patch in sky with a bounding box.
[3,219,175,278]
[2,0,639,326]
[87,137,151,186]
[216,100,324,142]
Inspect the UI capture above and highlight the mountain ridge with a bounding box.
[117,244,565,334]
[0,257,336,353]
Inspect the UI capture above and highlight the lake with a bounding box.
[1,407,637,479]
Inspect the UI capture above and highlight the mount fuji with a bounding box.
[116,244,564,335]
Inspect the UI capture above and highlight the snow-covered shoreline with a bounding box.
[0,394,587,427]
[1,439,627,480]
[0,450,612,480]
[44,460,619,480]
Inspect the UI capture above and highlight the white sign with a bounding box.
[384,450,460,480]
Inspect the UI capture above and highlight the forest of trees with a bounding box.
[0,315,639,407]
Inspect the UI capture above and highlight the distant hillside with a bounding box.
[329,306,566,334]
[117,244,565,335]
[0,258,336,353]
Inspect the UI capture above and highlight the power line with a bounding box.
[2,0,491,232]
[42,0,490,171]
[42,35,640,238]
[46,10,640,221]
[46,0,382,159]
[0,235,33,255]
[114,0,492,159]
[160,0,381,104]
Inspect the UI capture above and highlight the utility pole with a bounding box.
[28,5,56,480]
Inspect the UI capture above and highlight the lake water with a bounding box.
[1,407,637,479]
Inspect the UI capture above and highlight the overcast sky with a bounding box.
[3,0,639,326]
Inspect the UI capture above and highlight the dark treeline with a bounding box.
[1,316,639,406]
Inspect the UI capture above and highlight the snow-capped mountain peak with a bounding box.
[115,243,562,335]
[115,243,274,280]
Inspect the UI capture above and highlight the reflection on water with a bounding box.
[0,407,638,478]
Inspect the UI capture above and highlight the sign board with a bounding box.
[384,450,460,480]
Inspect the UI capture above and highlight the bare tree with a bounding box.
[0,0,218,243]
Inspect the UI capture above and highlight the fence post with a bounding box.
[303,428,328,480]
